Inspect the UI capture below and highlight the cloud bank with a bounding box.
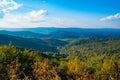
[0,0,82,28]
[0,9,49,27]
[0,9,75,28]
[100,13,120,21]
[0,0,23,14]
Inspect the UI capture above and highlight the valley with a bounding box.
[0,28,120,80]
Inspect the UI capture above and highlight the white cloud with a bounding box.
[0,0,23,16]
[100,13,120,21]
[0,9,69,28]
[29,10,47,22]
[0,9,46,27]
[0,9,85,28]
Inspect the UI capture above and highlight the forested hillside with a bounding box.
[0,34,68,52]
[0,37,120,80]
[0,30,46,38]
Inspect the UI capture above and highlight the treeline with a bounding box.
[0,43,120,80]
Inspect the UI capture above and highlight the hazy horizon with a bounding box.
[0,27,120,29]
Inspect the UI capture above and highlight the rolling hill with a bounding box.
[1,28,120,39]
[0,34,68,52]
[0,30,47,38]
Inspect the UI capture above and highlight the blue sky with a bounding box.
[0,0,120,28]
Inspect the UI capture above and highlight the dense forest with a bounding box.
[0,38,120,80]
[0,28,120,80]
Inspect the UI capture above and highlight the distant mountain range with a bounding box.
[0,28,120,39]
[1,27,120,33]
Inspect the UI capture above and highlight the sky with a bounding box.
[0,0,120,28]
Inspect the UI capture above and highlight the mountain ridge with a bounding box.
[0,34,68,52]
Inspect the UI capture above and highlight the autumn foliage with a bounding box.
[0,44,120,80]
